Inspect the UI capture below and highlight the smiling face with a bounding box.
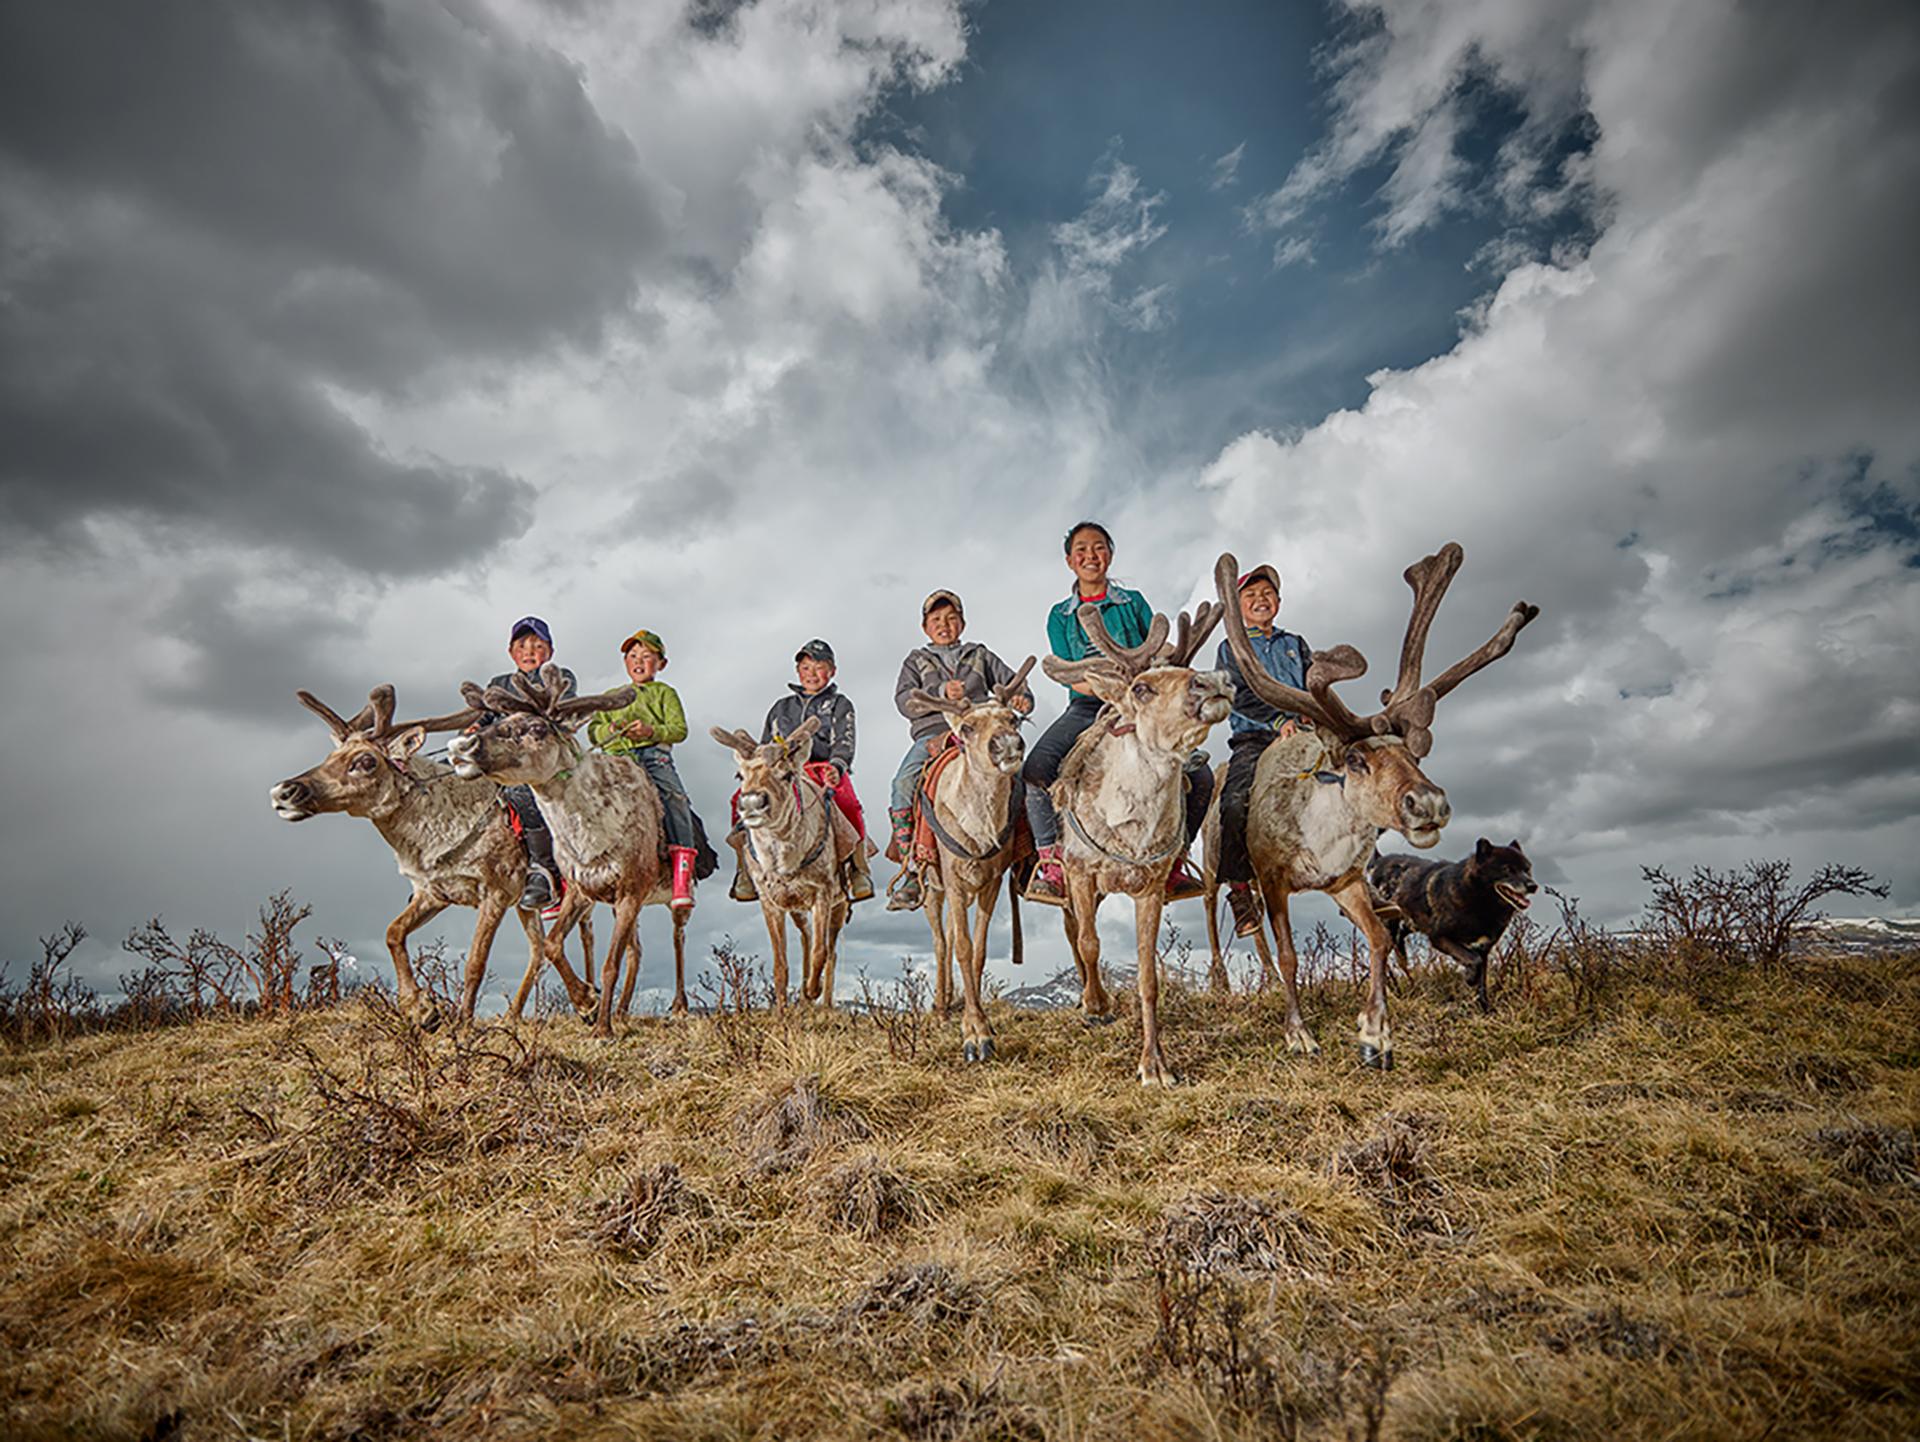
[795,657,835,694]
[922,603,963,646]
[1065,526,1113,595]
[1239,578,1279,629]
[624,645,662,685]
[509,632,553,673]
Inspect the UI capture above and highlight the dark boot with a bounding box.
[519,862,556,913]
[847,844,876,903]
[1227,882,1262,938]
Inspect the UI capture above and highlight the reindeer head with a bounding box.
[445,664,635,787]
[1214,549,1538,849]
[1042,604,1233,758]
[712,717,822,829]
[270,685,480,822]
[903,657,1036,776]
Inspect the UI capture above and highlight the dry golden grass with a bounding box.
[1,952,1916,1440]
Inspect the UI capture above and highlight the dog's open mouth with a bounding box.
[1495,880,1533,910]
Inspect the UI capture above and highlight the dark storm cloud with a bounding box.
[149,573,366,727]
[0,0,667,573]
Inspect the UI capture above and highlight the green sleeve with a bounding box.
[587,708,617,750]
[652,684,688,746]
[1126,588,1156,645]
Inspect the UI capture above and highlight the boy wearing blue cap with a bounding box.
[473,615,575,916]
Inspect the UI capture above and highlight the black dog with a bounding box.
[1367,839,1537,1012]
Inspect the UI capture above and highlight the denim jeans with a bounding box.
[630,747,696,849]
[1021,695,1103,849]
[890,737,939,817]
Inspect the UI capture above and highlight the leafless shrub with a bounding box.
[1542,888,1618,1023]
[1641,860,1886,979]
[736,1074,872,1175]
[242,890,313,1016]
[1813,1123,1919,1189]
[592,1163,723,1258]
[809,1154,932,1238]
[123,917,245,1017]
[0,925,100,1044]
[696,938,774,1068]
[856,964,934,1062]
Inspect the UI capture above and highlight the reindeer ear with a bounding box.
[784,715,822,756]
[385,727,427,765]
[1077,668,1131,705]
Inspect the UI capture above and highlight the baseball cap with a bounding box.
[795,639,835,665]
[621,628,666,661]
[509,615,554,648]
[1236,565,1282,596]
[921,589,964,620]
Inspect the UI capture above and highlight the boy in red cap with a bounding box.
[588,628,700,910]
[1214,564,1312,936]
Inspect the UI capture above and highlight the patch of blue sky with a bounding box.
[871,0,1597,467]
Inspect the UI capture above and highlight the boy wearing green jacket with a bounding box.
[589,628,699,910]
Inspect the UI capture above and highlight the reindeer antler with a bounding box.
[710,726,761,760]
[1082,605,1170,674]
[474,664,631,733]
[298,684,477,741]
[1161,601,1225,668]
[1214,547,1539,758]
[993,655,1037,708]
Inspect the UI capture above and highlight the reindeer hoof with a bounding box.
[1284,1031,1321,1057]
[1358,1043,1395,1071]
[1083,1012,1116,1029]
[1138,1066,1179,1089]
[961,1037,995,1064]
[669,1001,689,1019]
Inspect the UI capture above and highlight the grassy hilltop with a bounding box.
[1,940,1917,1441]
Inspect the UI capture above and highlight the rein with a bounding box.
[1061,805,1184,869]
[922,763,1019,863]
[744,778,833,870]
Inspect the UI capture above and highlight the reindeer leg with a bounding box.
[1331,879,1395,1070]
[952,888,987,1063]
[761,899,789,1011]
[1066,869,1112,1021]
[594,894,640,1041]
[509,904,544,1021]
[1259,880,1317,1055]
[1135,890,1175,1086]
[461,892,510,1023]
[813,893,841,1010]
[667,909,689,1017]
[964,882,999,1062]
[540,891,598,1022]
[927,876,953,1018]
[1203,881,1230,996]
[386,892,447,1024]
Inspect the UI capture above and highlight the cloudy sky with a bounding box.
[3,0,1916,1007]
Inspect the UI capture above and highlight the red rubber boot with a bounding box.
[669,846,697,911]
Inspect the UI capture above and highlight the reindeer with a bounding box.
[1206,546,1538,1067]
[1041,603,1231,1086]
[268,685,599,1023]
[900,656,1037,1063]
[447,664,692,1038]
[710,717,859,1010]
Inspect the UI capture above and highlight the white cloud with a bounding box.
[1208,139,1246,190]
[1199,0,1920,918]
